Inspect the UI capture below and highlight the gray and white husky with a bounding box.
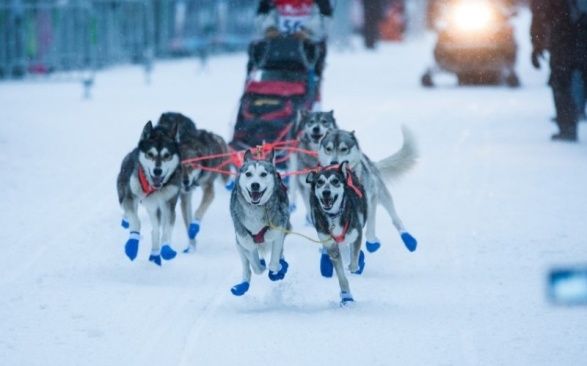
[229,149,290,296]
[318,126,418,254]
[117,121,181,266]
[306,162,367,305]
[289,110,338,216]
[158,112,231,253]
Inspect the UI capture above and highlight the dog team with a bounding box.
[117,110,418,305]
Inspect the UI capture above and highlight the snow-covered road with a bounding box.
[1,12,586,366]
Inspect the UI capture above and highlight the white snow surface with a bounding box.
[1,12,586,366]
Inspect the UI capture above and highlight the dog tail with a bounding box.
[375,125,418,180]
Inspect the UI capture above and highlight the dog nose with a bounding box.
[153,168,163,176]
[323,190,331,198]
[330,161,338,166]
[312,126,320,133]
[251,182,260,191]
[183,179,190,187]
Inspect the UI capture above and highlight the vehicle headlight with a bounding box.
[451,1,495,32]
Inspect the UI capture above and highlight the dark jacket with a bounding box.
[257,0,333,17]
[530,0,578,55]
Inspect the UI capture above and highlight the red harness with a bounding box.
[249,226,270,244]
[138,166,157,196]
[330,220,350,244]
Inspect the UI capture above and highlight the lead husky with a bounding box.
[306,162,367,305]
[318,127,418,260]
[117,121,181,266]
[229,149,290,296]
[158,112,231,253]
[289,110,338,216]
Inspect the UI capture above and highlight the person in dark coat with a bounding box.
[361,0,384,49]
[530,0,587,141]
[248,0,333,76]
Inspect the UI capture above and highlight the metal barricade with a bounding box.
[0,0,154,97]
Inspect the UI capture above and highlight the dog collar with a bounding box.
[247,226,270,244]
[330,220,350,244]
[138,165,157,196]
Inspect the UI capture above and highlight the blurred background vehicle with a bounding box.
[421,0,520,87]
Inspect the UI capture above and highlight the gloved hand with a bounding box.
[531,48,544,69]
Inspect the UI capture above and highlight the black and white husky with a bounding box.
[289,110,338,217]
[158,112,231,253]
[306,162,367,305]
[229,150,290,296]
[117,121,181,266]
[318,127,418,258]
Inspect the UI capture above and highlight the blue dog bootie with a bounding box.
[125,231,140,261]
[340,291,354,306]
[400,231,418,252]
[268,258,288,281]
[351,250,365,275]
[188,219,201,240]
[231,282,250,296]
[160,243,177,261]
[365,240,381,253]
[121,217,129,229]
[320,248,333,278]
[225,179,235,191]
[149,250,162,266]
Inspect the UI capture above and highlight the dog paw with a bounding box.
[340,291,354,306]
[148,254,162,266]
[401,232,417,252]
[225,179,235,191]
[320,252,333,278]
[121,218,129,229]
[188,220,200,240]
[351,250,365,275]
[183,241,196,254]
[124,232,140,261]
[365,240,381,253]
[268,262,287,281]
[160,244,177,260]
[230,281,250,296]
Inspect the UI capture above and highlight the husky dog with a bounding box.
[318,127,418,258]
[158,112,231,253]
[117,121,181,266]
[289,110,338,215]
[306,162,367,305]
[229,149,290,296]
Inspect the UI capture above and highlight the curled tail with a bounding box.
[375,125,418,181]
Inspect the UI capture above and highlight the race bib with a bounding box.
[278,15,310,33]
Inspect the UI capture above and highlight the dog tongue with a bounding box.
[152,176,163,187]
[251,191,262,201]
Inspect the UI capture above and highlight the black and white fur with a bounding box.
[117,121,181,266]
[158,112,230,253]
[318,126,418,252]
[289,110,338,216]
[306,162,367,304]
[229,150,291,296]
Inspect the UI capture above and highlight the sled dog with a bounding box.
[290,110,338,215]
[117,121,181,266]
[318,126,418,254]
[306,162,367,305]
[229,149,290,296]
[159,112,231,253]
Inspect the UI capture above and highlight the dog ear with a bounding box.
[169,122,180,144]
[140,121,153,141]
[328,110,334,118]
[265,149,275,164]
[243,149,254,162]
[306,171,316,185]
[339,161,350,179]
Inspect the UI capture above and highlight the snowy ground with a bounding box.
[1,11,587,366]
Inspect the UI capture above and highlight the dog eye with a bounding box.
[340,147,348,153]
[260,172,267,178]
[317,179,325,186]
[321,120,328,125]
[325,147,333,153]
[245,172,253,178]
[162,153,171,161]
[331,178,340,185]
[147,152,156,160]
